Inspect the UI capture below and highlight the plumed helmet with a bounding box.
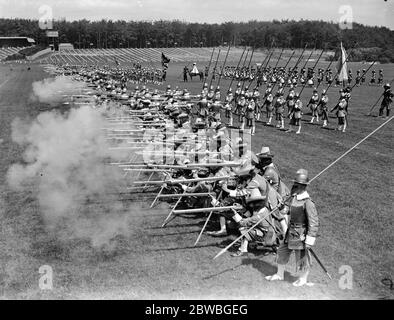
[293,168,309,185]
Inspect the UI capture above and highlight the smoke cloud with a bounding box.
[7,104,140,248]
[30,76,86,105]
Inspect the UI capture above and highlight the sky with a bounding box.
[0,0,393,30]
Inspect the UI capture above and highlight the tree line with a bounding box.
[1,18,393,62]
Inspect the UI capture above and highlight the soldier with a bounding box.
[197,97,210,127]
[264,92,274,125]
[286,85,295,115]
[274,91,286,129]
[183,65,189,82]
[379,83,393,119]
[286,93,303,134]
[307,88,320,124]
[355,70,361,86]
[378,69,384,85]
[265,169,319,287]
[210,100,222,126]
[207,85,215,101]
[348,69,352,85]
[318,89,329,127]
[237,92,247,129]
[223,88,234,126]
[252,87,262,121]
[369,70,376,85]
[330,98,348,132]
[230,188,285,257]
[361,69,366,84]
[214,86,221,101]
[245,97,256,135]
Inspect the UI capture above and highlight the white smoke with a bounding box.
[7,105,140,248]
[30,76,86,105]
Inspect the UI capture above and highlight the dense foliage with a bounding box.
[1,18,393,61]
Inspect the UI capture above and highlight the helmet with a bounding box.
[263,167,277,184]
[322,89,327,95]
[237,82,241,87]
[203,82,208,88]
[384,83,390,89]
[293,169,309,185]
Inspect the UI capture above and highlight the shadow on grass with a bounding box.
[241,257,298,284]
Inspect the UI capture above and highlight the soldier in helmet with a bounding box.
[379,83,393,119]
[378,69,384,85]
[361,69,366,84]
[207,85,215,102]
[274,91,286,129]
[318,89,329,127]
[264,92,274,126]
[286,93,303,134]
[369,70,376,85]
[330,98,348,132]
[223,88,234,126]
[307,88,320,124]
[245,97,256,135]
[265,169,319,287]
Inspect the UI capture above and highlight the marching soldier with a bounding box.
[237,92,247,129]
[307,88,320,124]
[245,97,256,135]
[330,98,348,132]
[265,169,319,287]
[264,92,274,125]
[274,91,286,129]
[252,87,262,121]
[369,70,376,85]
[379,83,393,119]
[318,89,329,127]
[210,100,222,126]
[378,69,384,85]
[286,93,303,134]
[223,88,234,126]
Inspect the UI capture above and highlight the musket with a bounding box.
[157,192,216,199]
[194,190,223,246]
[208,48,221,89]
[250,45,275,88]
[133,175,232,185]
[173,204,242,215]
[367,78,394,115]
[203,47,216,90]
[308,248,332,280]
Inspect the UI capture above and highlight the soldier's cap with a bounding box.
[246,188,266,204]
[256,146,274,158]
[292,168,309,185]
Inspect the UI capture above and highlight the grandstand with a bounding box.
[37,47,332,66]
[0,47,27,61]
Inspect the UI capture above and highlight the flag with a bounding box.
[336,42,348,82]
[161,52,170,68]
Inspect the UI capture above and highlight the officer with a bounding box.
[265,169,319,287]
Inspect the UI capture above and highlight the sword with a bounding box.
[308,248,332,280]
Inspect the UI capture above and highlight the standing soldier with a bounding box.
[378,69,384,85]
[318,89,329,128]
[348,69,352,85]
[215,86,221,101]
[207,85,215,101]
[330,98,348,132]
[238,92,247,129]
[223,88,234,126]
[361,69,366,85]
[379,83,393,119]
[286,93,303,134]
[210,100,222,126]
[274,92,286,129]
[369,70,376,85]
[245,97,256,135]
[355,70,361,86]
[183,65,189,82]
[264,92,274,125]
[265,169,319,287]
[252,87,262,121]
[307,88,320,124]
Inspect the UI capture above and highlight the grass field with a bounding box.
[0,58,393,300]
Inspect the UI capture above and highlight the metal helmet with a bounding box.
[263,167,277,184]
[384,83,390,89]
[293,169,309,185]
